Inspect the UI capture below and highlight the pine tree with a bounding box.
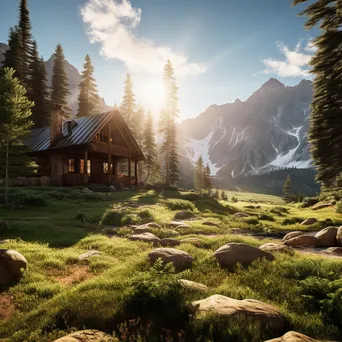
[77,54,100,117]
[221,190,228,201]
[0,68,34,203]
[120,73,136,134]
[142,110,160,183]
[203,164,213,191]
[283,174,291,197]
[134,105,145,182]
[194,156,204,192]
[51,44,70,115]
[3,27,25,82]
[292,0,342,187]
[28,41,50,127]
[160,60,179,186]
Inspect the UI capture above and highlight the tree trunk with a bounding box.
[5,133,9,205]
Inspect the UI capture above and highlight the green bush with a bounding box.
[244,217,259,225]
[335,200,342,214]
[301,197,320,208]
[74,212,98,223]
[181,192,203,201]
[258,213,275,222]
[102,209,124,226]
[137,208,155,222]
[163,199,195,211]
[0,190,48,209]
[282,217,304,225]
[231,196,238,203]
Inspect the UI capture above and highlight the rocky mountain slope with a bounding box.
[0,43,111,115]
[179,78,313,179]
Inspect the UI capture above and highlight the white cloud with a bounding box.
[80,0,207,76]
[260,41,314,78]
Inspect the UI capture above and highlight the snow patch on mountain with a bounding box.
[184,132,220,175]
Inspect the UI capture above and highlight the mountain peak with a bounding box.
[234,98,242,104]
[262,78,285,89]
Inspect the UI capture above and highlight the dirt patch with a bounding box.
[0,295,16,320]
[56,265,93,286]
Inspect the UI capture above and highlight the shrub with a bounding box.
[301,197,320,208]
[221,191,228,201]
[231,196,238,203]
[74,212,98,223]
[258,213,275,222]
[137,208,155,222]
[181,192,203,201]
[102,209,124,226]
[163,199,195,211]
[244,217,259,225]
[2,190,48,209]
[335,200,342,214]
[281,217,304,225]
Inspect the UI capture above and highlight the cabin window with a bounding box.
[103,162,109,174]
[68,158,76,173]
[94,129,109,143]
[80,159,85,173]
[87,160,91,175]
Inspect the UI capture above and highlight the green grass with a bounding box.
[1,187,342,341]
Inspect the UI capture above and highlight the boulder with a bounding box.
[160,238,181,247]
[326,247,342,256]
[148,248,194,271]
[191,295,284,332]
[78,250,101,260]
[145,222,161,229]
[179,279,208,291]
[133,226,154,234]
[53,329,115,342]
[173,211,196,221]
[315,227,338,247]
[311,202,333,210]
[282,231,304,242]
[300,218,317,226]
[259,243,294,256]
[202,221,219,227]
[264,331,320,342]
[213,243,274,269]
[284,235,319,247]
[128,232,160,245]
[336,226,342,247]
[0,249,27,285]
[234,212,250,218]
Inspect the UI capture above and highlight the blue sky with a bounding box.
[0,0,317,119]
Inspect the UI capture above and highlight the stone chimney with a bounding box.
[50,104,64,146]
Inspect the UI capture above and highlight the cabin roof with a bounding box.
[25,110,145,160]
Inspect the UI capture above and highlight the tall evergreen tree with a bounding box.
[3,27,25,82]
[51,44,70,115]
[142,110,160,183]
[28,41,50,127]
[203,164,213,191]
[292,0,342,187]
[120,73,136,133]
[194,156,204,192]
[77,54,100,117]
[160,60,179,186]
[0,68,34,203]
[283,174,291,197]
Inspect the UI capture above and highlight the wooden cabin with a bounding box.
[25,105,145,187]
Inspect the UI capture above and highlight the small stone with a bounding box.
[145,222,161,229]
[128,232,160,245]
[259,243,294,256]
[326,247,342,256]
[78,250,101,260]
[300,218,317,225]
[133,226,154,234]
[234,212,250,218]
[173,211,196,221]
[179,279,208,291]
[53,329,115,342]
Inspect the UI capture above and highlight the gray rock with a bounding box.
[282,231,305,242]
[300,218,317,225]
[213,243,274,269]
[326,247,342,256]
[173,211,196,221]
[336,226,342,247]
[149,248,194,271]
[234,212,250,218]
[0,249,28,285]
[264,331,320,342]
[284,235,319,247]
[259,243,294,256]
[133,226,154,234]
[315,227,338,247]
[191,295,284,332]
[179,279,208,291]
[128,232,160,245]
[145,222,161,229]
[78,250,101,260]
[53,329,115,342]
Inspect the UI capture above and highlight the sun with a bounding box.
[138,76,165,116]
